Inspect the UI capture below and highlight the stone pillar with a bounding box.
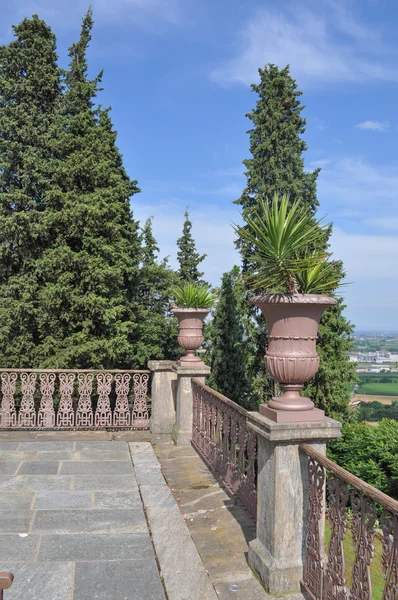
[173,364,211,445]
[247,412,341,595]
[148,361,177,441]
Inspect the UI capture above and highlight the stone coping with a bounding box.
[247,412,342,441]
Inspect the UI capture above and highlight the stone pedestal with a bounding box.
[247,412,341,594]
[173,364,211,445]
[259,404,325,422]
[148,361,177,441]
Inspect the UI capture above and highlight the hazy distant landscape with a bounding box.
[349,332,398,421]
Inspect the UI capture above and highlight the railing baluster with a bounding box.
[57,373,75,428]
[350,491,377,600]
[38,372,56,428]
[18,372,37,427]
[324,475,349,600]
[76,373,94,427]
[114,373,131,427]
[132,373,149,427]
[95,373,113,427]
[381,510,398,600]
[0,372,17,427]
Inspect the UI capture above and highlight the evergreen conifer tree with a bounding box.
[207,267,252,407]
[136,218,179,362]
[235,64,355,418]
[176,210,206,282]
[31,9,143,368]
[0,15,62,366]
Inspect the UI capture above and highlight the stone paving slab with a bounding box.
[60,460,132,475]
[19,461,60,475]
[75,441,128,450]
[34,491,93,510]
[0,461,22,475]
[0,534,40,561]
[0,491,34,510]
[93,490,142,509]
[1,562,73,600]
[73,559,166,600]
[0,510,35,533]
[32,508,147,534]
[15,442,76,451]
[38,532,155,562]
[0,475,73,491]
[73,474,137,490]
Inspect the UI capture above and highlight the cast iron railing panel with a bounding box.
[0,369,150,430]
[300,443,398,600]
[191,379,257,519]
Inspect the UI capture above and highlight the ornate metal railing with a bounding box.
[300,443,398,600]
[191,379,257,519]
[0,369,150,430]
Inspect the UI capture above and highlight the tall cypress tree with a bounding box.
[0,16,62,366]
[176,209,206,282]
[236,64,355,418]
[207,267,252,408]
[31,9,143,368]
[136,217,179,362]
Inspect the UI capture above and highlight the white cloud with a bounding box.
[317,156,398,216]
[330,229,398,329]
[211,3,398,86]
[356,120,390,131]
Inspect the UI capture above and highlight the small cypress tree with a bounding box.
[0,15,62,366]
[207,267,252,407]
[176,209,206,282]
[136,218,179,362]
[235,64,355,416]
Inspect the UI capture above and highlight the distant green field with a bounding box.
[356,383,398,396]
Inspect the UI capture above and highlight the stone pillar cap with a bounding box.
[173,364,211,376]
[247,411,342,442]
[148,360,177,372]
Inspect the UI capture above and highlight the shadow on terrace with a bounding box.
[0,363,396,600]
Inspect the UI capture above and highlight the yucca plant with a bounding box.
[171,282,216,309]
[234,194,344,295]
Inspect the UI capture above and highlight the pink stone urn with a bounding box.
[252,294,337,422]
[172,308,209,367]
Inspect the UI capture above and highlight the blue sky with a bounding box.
[1,0,398,331]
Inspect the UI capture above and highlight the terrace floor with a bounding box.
[0,433,295,600]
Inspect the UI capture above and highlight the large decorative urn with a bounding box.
[172,308,209,367]
[253,294,337,422]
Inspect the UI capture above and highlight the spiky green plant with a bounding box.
[234,194,344,295]
[171,282,216,309]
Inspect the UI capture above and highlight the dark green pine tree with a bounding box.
[32,9,143,368]
[136,217,179,362]
[0,15,62,366]
[176,210,206,282]
[236,64,356,418]
[207,266,252,408]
